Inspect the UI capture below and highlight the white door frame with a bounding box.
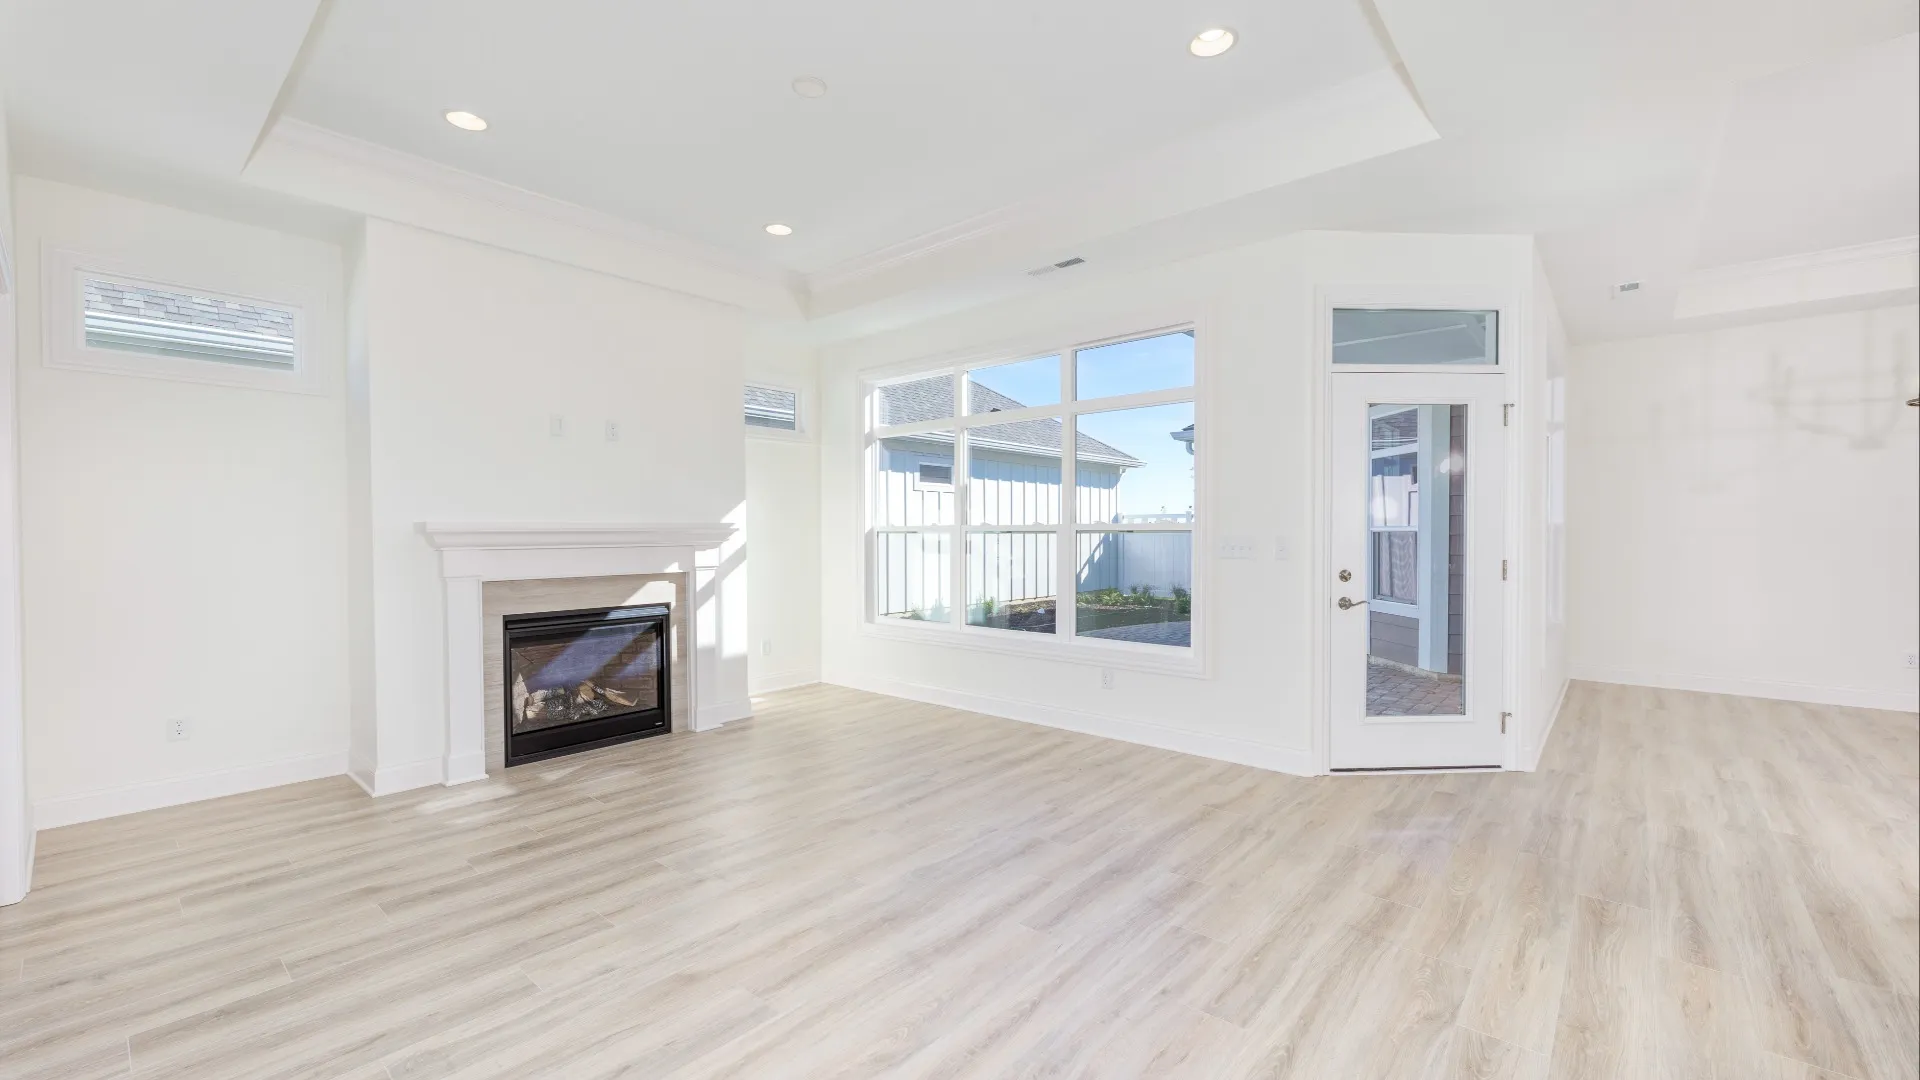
[1307,286,1524,775]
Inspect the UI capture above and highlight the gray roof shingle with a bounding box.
[878,379,1142,467]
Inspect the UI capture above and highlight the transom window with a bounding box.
[866,327,1197,653]
[82,278,296,368]
[743,384,801,433]
[45,249,316,394]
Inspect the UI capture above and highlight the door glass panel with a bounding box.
[1364,403,1466,717]
[1334,309,1497,366]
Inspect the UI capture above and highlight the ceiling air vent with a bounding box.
[1613,280,1642,295]
[1027,256,1087,278]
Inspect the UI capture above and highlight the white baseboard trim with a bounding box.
[750,669,821,695]
[370,757,444,797]
[444,752,488,788]
[835,674,1315,776]
[1525,678,1571,771]
[346,754,376,797]
[696,698,755,732]
[1570,665,1919,713]
[33,752,349,830]
[2,827,35,906]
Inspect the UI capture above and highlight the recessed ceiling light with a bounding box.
[791,76,829,99]
[444,110,488,131]
[1189,28,1236,58]
[765,223,794,236]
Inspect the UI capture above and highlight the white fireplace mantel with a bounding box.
[420,521,741,787]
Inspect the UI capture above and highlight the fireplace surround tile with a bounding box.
[483,575,689,774]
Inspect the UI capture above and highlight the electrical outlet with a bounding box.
[761,639,774,657]
[548,414,565,438]
[1100,669,1116,690]
[1906,652,1918,670]
[166,716,190,742]
[1273,537,1291,561]
[605,420,621,442]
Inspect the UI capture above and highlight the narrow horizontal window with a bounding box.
[1333,309,1497,366]
[83,278,296,369]
[744,384,800,431]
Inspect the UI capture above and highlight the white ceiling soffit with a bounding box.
[1673,238,1919,324]
[1541,28,1919,343]
[1691,33,1919,269]
[280,0,1396,275]
[804,69,1437,319]
[0,0,323,178]
[1370,0,1918,139]
[243,121,806,318]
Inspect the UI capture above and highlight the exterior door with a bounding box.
[1329,372,1506,769]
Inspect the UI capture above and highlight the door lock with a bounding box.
[1337,596,1367,610]
[1338,569,1352,582]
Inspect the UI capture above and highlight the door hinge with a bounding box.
[1501,712,1511,734]
[1503,403,1513,426]
[1501,559,1508,581]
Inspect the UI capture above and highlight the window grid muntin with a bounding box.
[865,326,1197,651]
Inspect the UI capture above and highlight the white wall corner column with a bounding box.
[420,522,748,789]
[0,96,30,906]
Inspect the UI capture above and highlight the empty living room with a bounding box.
[0,1,1916,1077]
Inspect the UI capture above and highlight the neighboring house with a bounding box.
[1366,404,1465,678]
[875,381,1199,617]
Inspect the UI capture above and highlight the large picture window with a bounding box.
[865,327,1197,656]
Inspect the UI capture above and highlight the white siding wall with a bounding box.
[873,447,1191,613]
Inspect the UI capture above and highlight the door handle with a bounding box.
[1337,597,1367,610]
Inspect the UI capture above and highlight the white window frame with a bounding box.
[743,379,809,441]
[43,248,318,395]
[860,320,1206,677]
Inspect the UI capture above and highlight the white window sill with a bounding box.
[858,617,1208,679]
[745,425,812,443]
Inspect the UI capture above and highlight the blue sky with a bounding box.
[969,332,1195,516]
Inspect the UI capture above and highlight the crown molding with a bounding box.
[419,521,737,552]
[1675,236,1919,320]
[244,120,805,318]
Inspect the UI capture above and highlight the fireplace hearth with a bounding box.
[503,603,670,766]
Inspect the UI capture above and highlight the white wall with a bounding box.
[14,178,352,826]
[352,220,754,790]
[744,331,820,694]
[1569,304,1920,711]
[1523,255,1571,763]
[818,231,1556,771]
[0,96,33,902]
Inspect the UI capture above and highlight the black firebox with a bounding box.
[502,604,670,766]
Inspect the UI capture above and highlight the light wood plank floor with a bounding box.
[2,682,1914,1079]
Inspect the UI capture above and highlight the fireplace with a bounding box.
[502,603,670,766]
